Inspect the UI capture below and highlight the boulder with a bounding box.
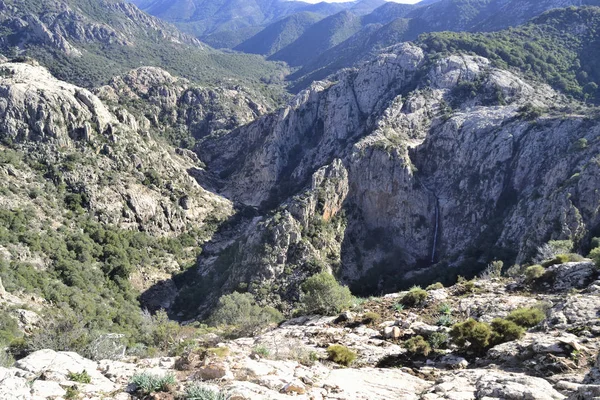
[546,262,597,291]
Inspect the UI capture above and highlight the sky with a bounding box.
[291,0,421,3]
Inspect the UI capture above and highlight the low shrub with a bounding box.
[428,332,449,350]
[524,265,545,282]
[362,312,381,324]
[480,260,503,280]
[206,347,230,358]
[300,272,353,316]
[506,307,546,328]
[67,370,91,384]
[449,318,491,352]
[589,247,600,268]
[404,335,431,356]
[401,286,428,307]
[209,292,283,337]
[438,303,452,315]
[326,344,356,366]
[184,383,230,400]
[436,314,453,327]
[252,345,270,358]
[130,372,176,395]
[426,282,444,290]
[393,303,405,312]
[490,318,525,345]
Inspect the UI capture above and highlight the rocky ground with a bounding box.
[2,260,599,400]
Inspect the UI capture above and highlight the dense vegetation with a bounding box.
[419,7,600,103]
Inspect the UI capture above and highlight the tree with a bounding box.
[300,272,353,316]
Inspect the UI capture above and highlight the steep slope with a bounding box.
[269,11,364,67]
[172,9,600,317]
[0,0,287,89]
[0,59,239,344]
[234,12,324,56]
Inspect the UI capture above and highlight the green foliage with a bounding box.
[591,237,600,250]
[404,335,431,357]
[130,372,176,395]
[393,303,405,312]
[326,344,356,366]
[506,307,546,328]
[143,170,162,187]
[362,312,381,325]
[300,272,353,316]
[418,7,600,103]
[184,384,230,400]
[436,314,454,327]
[428,332,449,350]
[252,345,270,358]
[449,318,492,352]
[480,260,503,280]
[490,318,525,345]
[426,282,444,290]
[64,386,79,400]
[67,370,92,384]
[401,286,428,307]
[209,292,283,337]
[589,247,600,268]
[524,265,546,282]
[438,303,452,315]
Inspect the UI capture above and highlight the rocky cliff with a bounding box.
[187,41,600,314]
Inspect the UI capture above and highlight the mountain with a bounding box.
[0,0,288,90]
[165,7,600,317]
[269,10,364,67]
[234,12,324,56]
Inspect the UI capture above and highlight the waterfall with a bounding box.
[431,197,439,263]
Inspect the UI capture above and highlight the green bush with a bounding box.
[401,286,428,307]
[524,265,546,282]
[300,272,353,316]
[506,307,546,328]
[591,237,600,250]
[490,318,525,345]
[184,384,230,400]
[480,260,503,279]
[588,247,600,268]
[449,319,492,352]
[426,282,444,290]
[252,345,270,358]
[67,370,91,384]
[130,372,176,395]
[326,344,356,366]
[209,292,283,337]
[436,314,453,327]
[362,312,381,324]
[404,335,431,356]
[428,332,449,350]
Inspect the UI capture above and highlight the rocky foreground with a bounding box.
[1,260,599,400]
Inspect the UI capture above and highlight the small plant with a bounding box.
[490,318,525,345]
[67,370,91,384]
[506,307,546,328]
[362,312,381,324]
[426,282,444,290]
[393,303,405,312]
[252,345,270,358]
[449,318,492,352]
[401,286,428,307]
[480,260,503,280]
[326,344,356,366]
[404,335,431,356]
[436,314,453,327]
[130,372,176,395]
[455,276,476,294]
[184,383,230,400]
[64,386,79,400]
[505,264,522,278]
[206,347,230,358]
[524,265,545,282]
[428,332,449,350]
[438,303,452,315]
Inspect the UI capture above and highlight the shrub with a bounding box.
[206,347,230,358]
[67,370,91,384]
[300,272,353,316]
[524,265,546,282]
[64,387,79,400]
[401,286,428,307]
[588,247,600,268]
[130,372,176,395]
[184,384,230,400]
[480,260,503,280]
[252,345,270,358]
[436,314,453,327]
[362,312,381,324]
[404,335,431,356]
[426,282,444,290]
[209,292,283,337]
[393,303,405,312]
[505,264,523,278]
[591,237,600,250]
[455,276,476,294]
[428,332,449,350]
[506,307,546,328]
[438,303,452,315]
[326,344,356,366]
[490,318,525,345]
[536,240,573,262]
[449,319,492,352]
